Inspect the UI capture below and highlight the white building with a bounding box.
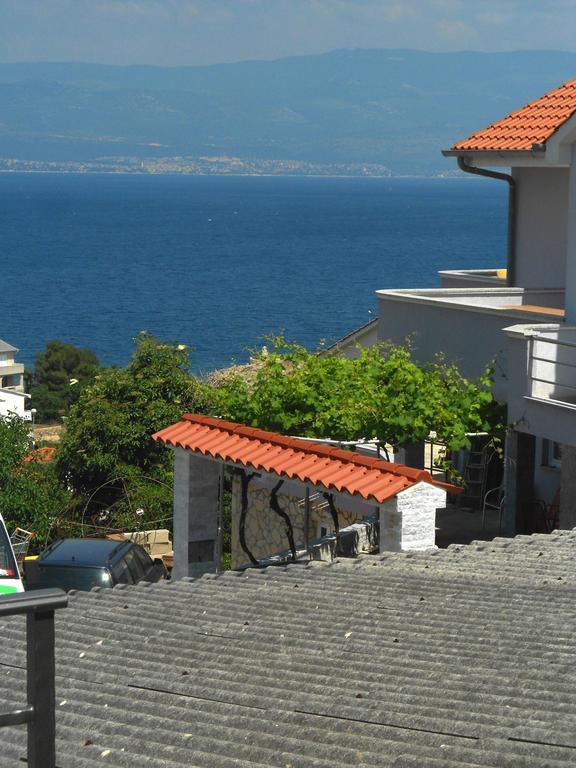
[370,78,576,534]
[0,389,31,420]
[0,338,31,419]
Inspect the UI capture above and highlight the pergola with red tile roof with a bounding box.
[153,413,459,504]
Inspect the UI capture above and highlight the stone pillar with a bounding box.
[502,431,535,535]
[560,444,576,529]
[379,482,444,552]
[230,473,243,570]
[564,145,576,323]
[172,448,222,580]
[380,496,402,551]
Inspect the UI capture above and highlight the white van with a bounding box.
[0,515,24,594]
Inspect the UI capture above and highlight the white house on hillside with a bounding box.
[0,338,30,420]
[372,79,576,534]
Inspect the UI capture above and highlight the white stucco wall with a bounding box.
[377,292,510,402]
[0,389,28,419]
[379,481,445,552]
[513,167,569,290]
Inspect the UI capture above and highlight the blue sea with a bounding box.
[0,174,506,374]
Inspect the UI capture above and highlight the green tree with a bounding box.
[30,340,100,422]
[213,338,497,451]
[0,415,30,489]
[57,333,214,525]
[0,415,73,546]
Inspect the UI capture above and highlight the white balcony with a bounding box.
[0,363,24,376]
[505,323,576,446]
[0,368,25,392]
[528,328,576,404]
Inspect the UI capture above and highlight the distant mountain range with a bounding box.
[1,49,576,175]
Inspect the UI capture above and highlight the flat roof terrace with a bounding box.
[377,286,563,314]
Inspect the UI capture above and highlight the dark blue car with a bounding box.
[26,538,167,592]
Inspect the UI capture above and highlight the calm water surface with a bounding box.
[0,174,506,372]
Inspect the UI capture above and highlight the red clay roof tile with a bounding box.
[153,414,460,504]
[452,79,576,152]
[23,446,57,463]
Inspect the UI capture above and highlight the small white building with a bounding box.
[0,338,30,419]
[0,389,31,420]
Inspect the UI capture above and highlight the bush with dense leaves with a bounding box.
[0,415,74,547]
[212,337,498,451]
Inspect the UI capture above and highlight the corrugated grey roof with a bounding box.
[0,338,17,354]
[2,530,576,766]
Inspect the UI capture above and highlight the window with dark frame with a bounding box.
[542,439,562,469]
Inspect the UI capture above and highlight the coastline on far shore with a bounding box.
[0,155,464,180]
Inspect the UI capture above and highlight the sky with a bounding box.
[1,0,576,66]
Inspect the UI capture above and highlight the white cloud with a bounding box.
[1,0,576,65]
[435,18,473,37]
[476,12,512,27]
[429,0,464,10]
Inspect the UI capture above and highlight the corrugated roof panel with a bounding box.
[2,532,576,767]
[153,414,460,504]
[452,79,576,152]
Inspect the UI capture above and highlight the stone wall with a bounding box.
[231,473,369,569]
[262,514,379,565]
[231,475,304,568]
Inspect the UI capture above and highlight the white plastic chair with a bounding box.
[482,486,505,531]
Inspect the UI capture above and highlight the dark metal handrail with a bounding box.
[0,589,67,768]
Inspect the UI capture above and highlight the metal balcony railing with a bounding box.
[0,589,68,768]
[528,334,576,404]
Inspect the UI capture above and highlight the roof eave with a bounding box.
[0,340,18,354]
[0,389,30,398]
[442,147,560,169]
[442,148,544,157]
